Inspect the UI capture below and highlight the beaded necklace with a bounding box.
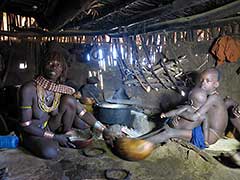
[34,76,75,113]
[37,85,61,113]
[34,76,75,95]
[209,90,218,96]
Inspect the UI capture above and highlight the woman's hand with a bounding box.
[53,134,76,148]
[103,128,118,147]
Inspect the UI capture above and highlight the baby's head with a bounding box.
[188,87,207,109]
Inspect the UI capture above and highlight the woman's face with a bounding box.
[43,60,63,82]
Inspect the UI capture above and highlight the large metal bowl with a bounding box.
[66,129,93,149]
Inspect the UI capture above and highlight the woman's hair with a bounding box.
[41,51,68,83]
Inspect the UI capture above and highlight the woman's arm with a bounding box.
[19,84,46,137]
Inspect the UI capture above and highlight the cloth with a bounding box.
[190,126,206,149]
[211,35,240,65]
[34,76,75,95]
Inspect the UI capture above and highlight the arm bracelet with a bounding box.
[43,131,55,139]
[93,121,106,132]
[19,120,32,127]
[233,105,240,118]
[78,109,87,117]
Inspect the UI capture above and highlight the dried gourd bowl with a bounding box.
[113,137,155,161]
[66,129,93,149]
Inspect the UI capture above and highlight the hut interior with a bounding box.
[0,0,240,179]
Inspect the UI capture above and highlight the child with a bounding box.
[161,87,209,148]
[180,68,228,144]
[146,68,228,148]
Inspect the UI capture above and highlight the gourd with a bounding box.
[114,137,155,161]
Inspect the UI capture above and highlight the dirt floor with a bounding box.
[1,139,240,180]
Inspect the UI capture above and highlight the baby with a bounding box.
[160,87,209,148]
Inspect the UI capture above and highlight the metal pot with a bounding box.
[94,103,131,126]
[66,129,93,149]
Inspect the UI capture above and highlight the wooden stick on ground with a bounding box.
[172,139,217,164]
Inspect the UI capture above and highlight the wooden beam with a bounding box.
[126,0,240,34]
[0,29,112,37]
[110,16,240,37]
[80,0,212,31]
[0,16,239,38]
[49,0,96,31]
[161,16,240,33]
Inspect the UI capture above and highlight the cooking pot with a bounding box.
[94,103,131,126]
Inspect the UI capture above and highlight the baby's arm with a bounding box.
[161,105,189,118]
[180,95,216,122]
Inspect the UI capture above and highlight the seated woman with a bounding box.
[19,51,116,159]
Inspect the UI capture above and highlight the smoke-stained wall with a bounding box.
[0,36,239,115]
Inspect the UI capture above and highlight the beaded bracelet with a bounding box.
[233,105,240,118]
[93,121,106,132]
[43,131,55,139]
[19,120,32,127]
[78,109,87,117]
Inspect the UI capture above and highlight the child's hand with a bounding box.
[160,113,166,118]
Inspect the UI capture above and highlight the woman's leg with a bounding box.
[48,95,77,133]
[22,135,60,159]
[73,115,90,130]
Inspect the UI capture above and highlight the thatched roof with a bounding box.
[1,0,240,35]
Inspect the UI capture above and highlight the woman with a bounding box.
[19,51,115,159]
